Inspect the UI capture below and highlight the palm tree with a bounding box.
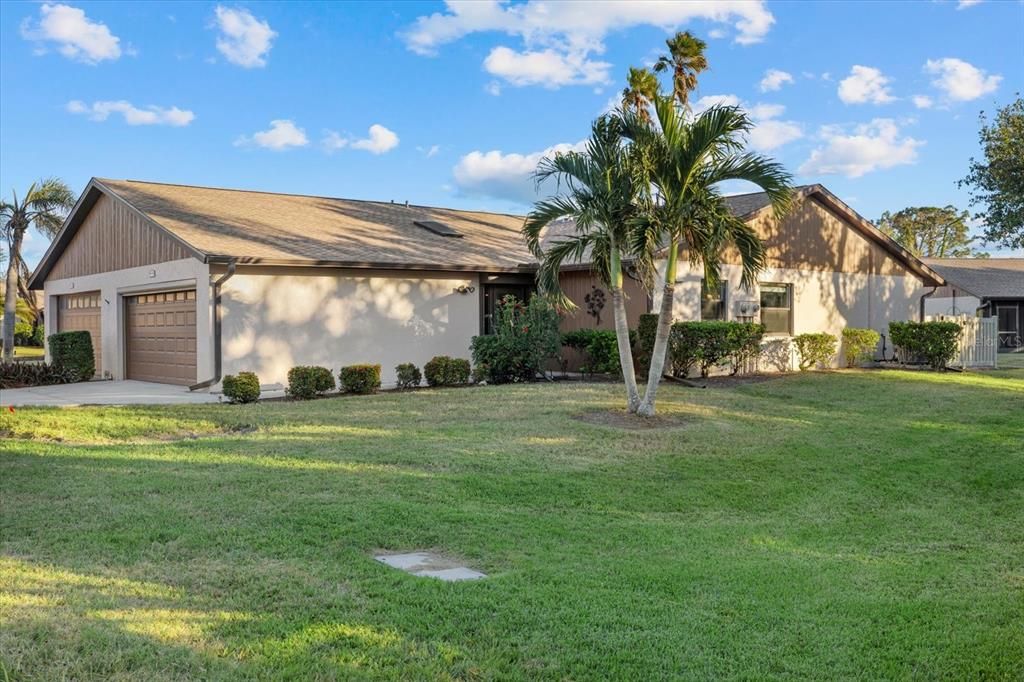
[2,178,75,360]
[653,31,708,108]
[624,97,793,416]
[621,67,660,123]
[523,116,645,412]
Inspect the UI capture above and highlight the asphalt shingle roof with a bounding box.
[923,258,1024,298]
[98,179,535,271]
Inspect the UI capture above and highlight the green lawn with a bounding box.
[2,370,1022,680]
[11,346,44,361]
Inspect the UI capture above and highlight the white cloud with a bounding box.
[321,130,348,153]
[484,46,610,87]
[912,95,934,109]
[453,140,587,204]
[351,124,400,154]
[924,57,1001,101]
[400,1,774,89]
[485,80,502,96]
[838,65,895,104]
[759,69,794,92]
[693,96,802,152]
[957,0,982,8]
[417,144,441,158]
[21,3,121,64]
[799,118,923,178]
[66,99,194,126]
[236,120,308,150]
[214,6,276,68]
[708,28,727,39]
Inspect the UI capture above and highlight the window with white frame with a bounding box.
[759,283,792,335]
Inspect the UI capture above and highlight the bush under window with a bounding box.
[889,321,961,370]
[424,356,471,387]
[287,365,336,399]
[339,364,382,394]
[222,372,260,403]
[841,327,881,367]
[725,323,766,375]
[635,313,659,374]
[561,329,632,376]
[47,331,94,381]
[470,295,561,384]
[395,363,422,389]
[793,333,838,371]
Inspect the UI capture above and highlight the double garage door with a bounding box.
[125,290,197,385]
[59,289,197,384]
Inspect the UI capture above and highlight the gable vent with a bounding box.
[414,220,462,238]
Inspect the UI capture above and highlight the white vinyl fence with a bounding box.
[925,314,998,368]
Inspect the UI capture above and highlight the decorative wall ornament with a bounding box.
[585,286,606,325]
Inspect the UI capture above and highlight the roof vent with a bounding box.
[414,220,462,238]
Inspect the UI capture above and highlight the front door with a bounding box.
[997,305,1020,349]
[482,283,532,335]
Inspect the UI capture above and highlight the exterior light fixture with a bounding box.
[453,285,476,294]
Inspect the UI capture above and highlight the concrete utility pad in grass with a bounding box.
[375,552,486,582]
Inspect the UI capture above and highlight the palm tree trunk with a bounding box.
[636,243,679,417]
[2,228,25,361]
[609,247,640,412]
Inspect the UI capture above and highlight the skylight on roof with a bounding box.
[413,220,462,238]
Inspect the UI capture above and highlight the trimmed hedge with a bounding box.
[287,365,335,399]
[667,321,766,378]
[395,363,422,389]
[222,372,260,403]
[842,327,881,368]
[725,323,766,375]
[0,361,78,390]
[424,356,470,387]
[889,321,961,370]
[340,364,381,394]
[561,329,633,376]
[793,333,837,371]
[48,330,94,381]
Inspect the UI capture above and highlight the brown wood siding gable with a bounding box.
[723,198,913,277]
[48,193,193,280]
[557,270,649,332]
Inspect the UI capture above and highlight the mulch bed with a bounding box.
[572,409,691,430]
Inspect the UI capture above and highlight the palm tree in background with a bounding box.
[1,178,75,359]
[621,67,660,123]
[653,31,708,108]
[524,116,647,412]
[623,98,793,416]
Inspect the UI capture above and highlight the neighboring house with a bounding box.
[923,258,1024,352]
[28,179,943,387]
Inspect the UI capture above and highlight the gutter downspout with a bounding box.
[919,286,937,322]
[190,259,236,391]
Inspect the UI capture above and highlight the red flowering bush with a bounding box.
[470,294,560,383]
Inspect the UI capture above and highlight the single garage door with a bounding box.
[57,291,102,377]
[126,289,197,385]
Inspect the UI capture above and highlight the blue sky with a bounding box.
[2,0,1022,267]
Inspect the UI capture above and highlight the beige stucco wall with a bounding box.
[42,257,214,382]
[219,267,481,388]
[652,259,925,371]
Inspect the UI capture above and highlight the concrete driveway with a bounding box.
[1,380,227,407]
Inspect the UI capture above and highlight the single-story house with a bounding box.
[922,257,1024,352]
[28,179,944,387]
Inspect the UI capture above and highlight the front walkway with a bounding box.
[1,380,225,407]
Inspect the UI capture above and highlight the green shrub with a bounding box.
[0,361,78,389]
[667,322,735,378]
[561,329,630,375]
[30,324,44,347]
[470,295,561,384]
[395,363,422,389]
[725,323,766,375]
[339,364,381,394]
[424,355,471,386]
[13,321,34,346]
[841,327,881,367]
[222,372,260,403]
[793,333,838,371]
[889,321,961,370]
[635,313,659,373]
[47,330,94,381]
[287,365,335,399]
